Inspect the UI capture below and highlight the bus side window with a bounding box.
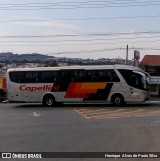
[9,72,25,83]
[111,71,120,82]
[78,71,88,82]
[60,70,72,83]
[87,71,97,82]
[40,71,59,83]
[17,72,25,83]
[91,73,98,81]
[71,71,79,82]
[40,71,49,83]
[50,71,58,82]
[25,72,39,83]
[98,70,120,82]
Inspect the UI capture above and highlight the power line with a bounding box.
[0,1,151,6]
[0,43,160,51]
[49,47,160,55]
[1,14,160,22]
[0,46,126,54]
[0,1,159,10]
[0,44,160,54]
[1,31,160,38]
[53,48,127,54]
[1,37,160,46]
[50,47,160,54]
[0,1,159,6]
[0,35,160,42]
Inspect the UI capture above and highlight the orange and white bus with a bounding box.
[6,65,150,106]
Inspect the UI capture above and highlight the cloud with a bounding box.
[14,19,80,30]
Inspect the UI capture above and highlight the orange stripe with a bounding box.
[81,83,107,89]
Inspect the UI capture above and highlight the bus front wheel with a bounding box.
[111,94,124,106]
[43,95,55,107]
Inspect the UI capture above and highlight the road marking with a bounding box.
[30,112,41,117]
[74,109,91,120]
[74,108,160,120]
[82,109,127,115]
[154,120,160,123]
[87,109,144,116]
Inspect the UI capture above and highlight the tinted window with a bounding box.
[60,69,119,82]
[98,70,120,82]
[60,70,75,83]
[9,71,59,83]
[9,72,25,83]
[118,69,145,90]
[78,70,92,82]
[25,72,39,83]
[40,71,59,83]
[9,69,120,83]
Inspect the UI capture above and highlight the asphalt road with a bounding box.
[1,102,160,161]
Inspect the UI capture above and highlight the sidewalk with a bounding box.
[149,95,160,101]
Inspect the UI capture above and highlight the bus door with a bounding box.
[129,87,142,102]
[118,69,146,102]
[129,73,144,102]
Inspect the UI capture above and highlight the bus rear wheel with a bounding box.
[111,94,124,106]
[43,95,55,107]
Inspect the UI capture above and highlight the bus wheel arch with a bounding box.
[43,93,55,107]
[111,93,125,106]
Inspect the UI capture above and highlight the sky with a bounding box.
[0,0,160,60]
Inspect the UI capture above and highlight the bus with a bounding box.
[6,65,150,106]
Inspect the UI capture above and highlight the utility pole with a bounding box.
[126,45,128,65]
[134,50,140,67]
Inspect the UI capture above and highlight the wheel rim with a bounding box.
[112,95,124,106]
[115,97,121,104]
[46,97,53,106]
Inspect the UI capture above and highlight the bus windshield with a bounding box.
[118,69,149,91]
[133,71,150,91]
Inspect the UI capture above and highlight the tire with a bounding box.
[111,94,124,106]
[43,95,55,107]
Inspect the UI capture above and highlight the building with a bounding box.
[141,55,160,95]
